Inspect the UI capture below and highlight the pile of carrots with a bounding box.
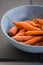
[8,18,43,46]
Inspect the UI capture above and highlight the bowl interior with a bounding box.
[1,5,43,34]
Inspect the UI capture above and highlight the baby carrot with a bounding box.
[26,20,37,26]
[15,29,25,36]
[8,26,18,36]
[32,19,37,23]
[32,19,41,28]
[26,20,41,29]
[13,22,41,31]
[33,42,43,46]
[39,37,43,42]
[39,42,43,46]
[12,36,33,41]
[36,23,41,28]
[41,26,43,30]
[32,43,40,46]
[23,36,42,45]
[25,31,43,35]
[36,18,43,25]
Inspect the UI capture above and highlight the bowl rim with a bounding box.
[1,5,43,48]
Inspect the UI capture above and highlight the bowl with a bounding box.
[1,5,43,53]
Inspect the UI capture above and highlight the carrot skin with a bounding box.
[13,22,41,31]
[36,18,43,25]
[15,29,25,36]
[32,43,40,46]
[23,36,42,45]
[26,20,37,26]
[33,42,43,46]
[26,31,43,35]
[12,36,33,41]
[8,26,18,36]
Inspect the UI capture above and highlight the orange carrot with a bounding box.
[39,37,43,42]
[25,31,43,35]
[33,42,43,46]
[23,36,42,45]
[16,29,25,36]
[33,43,40,46]
[32,19,42,28]
[39,42,43,46]
[26,20,37,26]
[36,18,43,25]
[13,22,41,31]
[17,20,41,28]
[12,36,33,41]
[32,19,37,23]
[36,24,41,28]
[41,26,43,30]
[8,26,18,36]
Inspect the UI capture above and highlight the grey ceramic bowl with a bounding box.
[1,5,43,53]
